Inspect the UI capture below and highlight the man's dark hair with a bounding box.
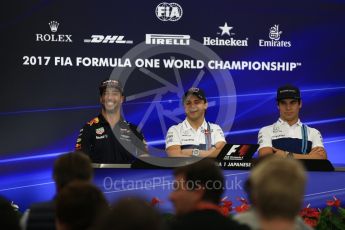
[0,196,20,230]
[53,151,93,190]
[173,159,224,204]
[99,197,162,230]
[56,181,109,230]
[277,98,301,105]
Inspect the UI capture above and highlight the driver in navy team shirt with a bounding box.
[76,79,148,163]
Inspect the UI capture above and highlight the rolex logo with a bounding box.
[36,21,72,42]
[48,21,59,32]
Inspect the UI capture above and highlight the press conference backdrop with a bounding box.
[1,1,345,164]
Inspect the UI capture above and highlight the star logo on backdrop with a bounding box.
[218,22,234,36]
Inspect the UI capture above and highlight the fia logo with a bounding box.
[269,25,282,41]
[155,2,183,21]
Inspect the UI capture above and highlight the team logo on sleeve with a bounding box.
[96,127,105,135]
[87,117,99,126]
[75,143,81,150]
[166,134,174,143]
[318,131,323,142]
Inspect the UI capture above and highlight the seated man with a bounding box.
[76,79,148,163]
[169,159,249,230]
[55,181,109,230]
[258,85,327,159]
[234,157,312,230]
[165,88,226,158]
[22,151,93,230]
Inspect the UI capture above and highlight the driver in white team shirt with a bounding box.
[258,85,327,159]
[165,88,226,158]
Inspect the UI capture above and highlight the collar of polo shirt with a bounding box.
[183,119,208,131]
[278,118,302,127]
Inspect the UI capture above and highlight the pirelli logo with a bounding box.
[145,34,190,45]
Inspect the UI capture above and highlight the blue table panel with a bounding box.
[0,157,344,213]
